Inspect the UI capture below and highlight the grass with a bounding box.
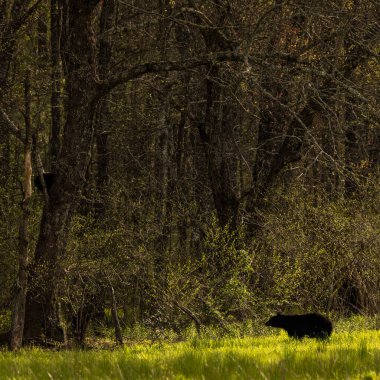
[0,330,380,379]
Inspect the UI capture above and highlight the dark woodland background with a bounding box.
[0,0,379,349]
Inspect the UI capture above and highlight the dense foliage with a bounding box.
[0,0,379,347]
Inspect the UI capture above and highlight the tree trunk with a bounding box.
[198,66,240,229]
[95,0,114,219]
[24,0,102,343]
[109,285,123,345]
[195,2,240,230]
[10,72,33,350]
[0,120,10,181]
[50,0,62,170]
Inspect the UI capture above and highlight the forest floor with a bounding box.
[0,329,379,379]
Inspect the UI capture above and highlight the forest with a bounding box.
[0,0,379,356]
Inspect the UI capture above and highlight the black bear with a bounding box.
[34,172,56,194]
[265,312,333,339]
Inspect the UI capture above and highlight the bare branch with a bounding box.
[99,51,244,95]
[11,0,44,33]
[0,107,25,143]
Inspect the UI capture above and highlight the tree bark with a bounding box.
[24,0,102,343]
[10,72,33,350]
[94,0,114,219]
[198,65,240,229]
[50,0,62,170]
[109,285,123,345]
[194,2,240,230]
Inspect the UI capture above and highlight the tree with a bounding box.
[10,73,33,350]
[0,0,378,345]
[23,0,244,342]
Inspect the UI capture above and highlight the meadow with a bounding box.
[0,329,380,379]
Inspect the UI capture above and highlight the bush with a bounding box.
[254,183,380,315]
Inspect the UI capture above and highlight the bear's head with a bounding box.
[265,313,284,328]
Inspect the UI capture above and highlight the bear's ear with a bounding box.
[276,312,281,315]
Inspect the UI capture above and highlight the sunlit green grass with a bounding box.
[0,330,380,379]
